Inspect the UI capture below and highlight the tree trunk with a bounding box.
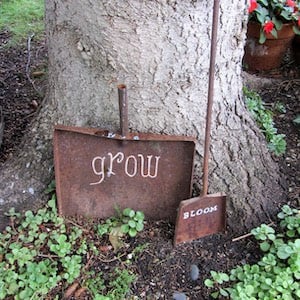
[0,0,286,233]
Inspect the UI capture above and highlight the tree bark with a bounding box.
[0,0,286,233]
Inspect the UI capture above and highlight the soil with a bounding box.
[0,31,47,163]
[0,31,299,299]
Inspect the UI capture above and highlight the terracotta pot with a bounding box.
[243,22,295,71]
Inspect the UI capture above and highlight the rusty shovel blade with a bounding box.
[53,125,195,221]
[174,193,226,245]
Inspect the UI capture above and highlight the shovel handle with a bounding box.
[117,84,129,137]
[202,0,219,196]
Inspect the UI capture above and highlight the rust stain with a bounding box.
[174,194,226,245]
[54,125,195,222]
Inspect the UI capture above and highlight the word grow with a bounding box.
[90,151,161,185]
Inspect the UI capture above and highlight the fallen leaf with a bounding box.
[109,226,124,251]
[99,245,113,253]
[74,286,87,298]
[62,282,79,299]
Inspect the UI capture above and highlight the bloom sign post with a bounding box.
[174,0,227,245]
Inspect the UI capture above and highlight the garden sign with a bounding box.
[53,86,196,221]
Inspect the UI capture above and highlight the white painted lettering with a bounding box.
[182,205,219,220]
[196,209,203,216]
[90,156,106,185]
[139,154,160,178]
[183,212,189,219]
[204,207,210,214]
[211,205,218,212]
[90,151,161,185]
[107,152,124,177]
[125,155,138,177]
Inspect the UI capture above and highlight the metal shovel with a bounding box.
[54,85,196,221]
[174,0,226,245]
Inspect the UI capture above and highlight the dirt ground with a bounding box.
[0,31,299,299]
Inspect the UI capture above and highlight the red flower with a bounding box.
[263,21,275,34]
[298,17,300,27]
[248,0,258,13]
[286,0,296,8]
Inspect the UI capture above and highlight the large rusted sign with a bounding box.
[54,125,195,221]
[174,193,226,245]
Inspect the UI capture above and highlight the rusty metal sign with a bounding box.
[173,0,227,245]
[54,125,195,221]
[174,193,226,245]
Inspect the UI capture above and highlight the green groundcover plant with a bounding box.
[204,205,300,299]
[97,207,145,238]
[0,193,141,300]
[96,207,145,251]
[243,86,286,156]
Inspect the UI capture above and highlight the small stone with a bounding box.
[149,230,155,238]
[190,264,200,281]
[31,100,38,108]
[173,292,187,300]
[77,41,83,51]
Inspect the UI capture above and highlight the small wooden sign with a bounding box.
[174,193,226,245]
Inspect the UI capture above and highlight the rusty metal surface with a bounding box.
[173,0,226,246]
[54,125,195,221]
[202,0,220,196]
[118,84,128,137]
[174,193,226,245]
